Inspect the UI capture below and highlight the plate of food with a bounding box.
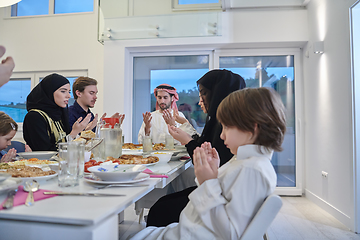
[0,177,22,195]
[9,159,59,166]
[107,155,159,166]
[17,151,57,160]
[84,172,150,184]
[122,143,142,151]
[0,163,58,181]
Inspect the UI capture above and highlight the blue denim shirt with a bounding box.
[68,100,95,132]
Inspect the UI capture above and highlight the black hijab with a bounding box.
[26,73,71,134]
[196,69,246,165]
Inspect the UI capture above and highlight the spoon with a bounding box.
[24,180,39,207]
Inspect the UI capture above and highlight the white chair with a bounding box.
[240,194,283,240]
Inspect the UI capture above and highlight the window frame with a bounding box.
[4,0,95,18]
[172,0,222,11]
[214,48,304,196]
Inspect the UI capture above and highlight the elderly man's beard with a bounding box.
[159,102,171,110]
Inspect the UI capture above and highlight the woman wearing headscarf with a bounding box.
[146,69,246,227]
[23,73,91,151]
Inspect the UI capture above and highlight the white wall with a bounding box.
[304,0,358,231]
[0,6,104,130]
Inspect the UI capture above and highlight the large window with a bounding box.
[130,50,301,195]
[0,78,31,123]
[11,0,93,17]
[6,71,87,123]
[217,52,298,192]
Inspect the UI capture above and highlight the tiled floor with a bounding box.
[119,196,360,240]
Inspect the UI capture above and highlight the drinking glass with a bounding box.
[165,134,174,150]
[58,142,82,187]
[143,136,152,153]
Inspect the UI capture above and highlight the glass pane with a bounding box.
[133,55,209,143]
[54,0,93,14]
[179,0,219,4]
[0,79,31,122]
[220,55,296,188]
[11,0,49,16]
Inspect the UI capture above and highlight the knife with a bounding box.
[2,188,18,209]
[43,192,126,197]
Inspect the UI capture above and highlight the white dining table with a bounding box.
[0,158,192,240]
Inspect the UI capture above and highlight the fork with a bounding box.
[94,184,148,189]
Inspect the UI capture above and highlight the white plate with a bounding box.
[171,153,189,161]
[19,173,58,182]
[117,162,158,167]
[121,149,143,154]
[17,151,57,160]
[84,173,150,184]
[0,178,22,194]
[0,173,11,182]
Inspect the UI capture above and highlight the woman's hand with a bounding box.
[173,109,188,124]
[168,125,192,145]
[162,109,176,126]
[70,113,92,138]
[193,146,219,185]
[25,145,32,152]
[0,148,17,163]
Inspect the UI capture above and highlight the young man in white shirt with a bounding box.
[138,84,185,144]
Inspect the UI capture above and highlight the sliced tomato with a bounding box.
[89,159,97,164]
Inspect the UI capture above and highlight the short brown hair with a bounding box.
[217,87,286,152]
[72,77,97,99]
[0,112,18,136]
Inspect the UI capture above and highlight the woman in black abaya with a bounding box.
[23,73,91,151]
[146,69,246,227]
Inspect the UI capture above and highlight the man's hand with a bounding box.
[0,148,17,163]
[70,113,92,138]
[85,113,98,131]
[143,112,152,136]
[193,144,219,185]
[162,109,176,126]
[168,125,192,145]
[0,46,15,88]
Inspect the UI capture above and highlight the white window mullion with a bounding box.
[49,0,55,15]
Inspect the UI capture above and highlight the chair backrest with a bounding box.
[4,140,26,153]
[240,194,283,240]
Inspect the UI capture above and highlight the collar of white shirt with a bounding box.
[236,144,273,161]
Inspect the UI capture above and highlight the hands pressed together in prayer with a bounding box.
[193,142,220,185]
[0,144,32,163]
